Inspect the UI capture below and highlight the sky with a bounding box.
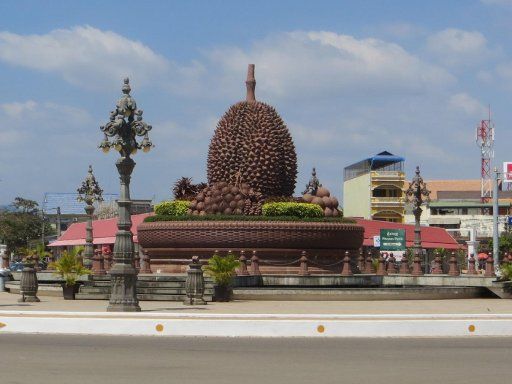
[1,0,512,206]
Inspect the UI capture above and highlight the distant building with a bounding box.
[42,193,153,239]
[343,151,406,223]
[404,179,512,239]
[42,193,119,237]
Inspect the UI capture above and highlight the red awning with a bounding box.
[48,213,151,247]
[355,218,463,250]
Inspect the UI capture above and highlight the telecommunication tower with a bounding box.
[475,107,494,203]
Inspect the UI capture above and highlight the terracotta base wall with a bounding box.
[138,221,364,274]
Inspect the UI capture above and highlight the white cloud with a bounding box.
[0,100,37,118]
[0,26,169,90]
[426,28,488,66]
[0,26,454,100]
[448,93,487,117]
[0,27,491,202]
[202,31,453,101]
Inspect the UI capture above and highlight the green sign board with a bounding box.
[379,229,406,251]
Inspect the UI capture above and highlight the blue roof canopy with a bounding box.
[369,151,405,170]
[344,151,405,181]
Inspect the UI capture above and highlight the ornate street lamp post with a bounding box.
[406,166,431,272]
[77,165,103,269]
[99,78,153,312]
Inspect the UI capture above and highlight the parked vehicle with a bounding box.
[8,262,24,272]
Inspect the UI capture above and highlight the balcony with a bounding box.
[371,197,405,206]
[370,171,405,182]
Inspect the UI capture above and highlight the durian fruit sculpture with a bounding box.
[207,64,297,198]
[189,181,263,216]
[302,168,340,217]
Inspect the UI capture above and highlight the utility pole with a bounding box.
[41,209,45,244]
[493,167,499,272]
[56,206,61,237]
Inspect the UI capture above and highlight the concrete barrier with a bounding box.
[1,311,512,338]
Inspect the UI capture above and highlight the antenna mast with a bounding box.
[476,106,495,203]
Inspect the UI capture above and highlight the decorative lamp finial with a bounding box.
[246,64,256,102]
[122,78,131,94]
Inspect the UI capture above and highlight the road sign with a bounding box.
[380,229,406,251]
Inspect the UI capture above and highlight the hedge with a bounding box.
[262,202,324,219]
[144,214,355,223]
[154,200,190,216]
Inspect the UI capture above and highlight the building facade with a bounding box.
[343,151,406,222]
[404,180,512,239]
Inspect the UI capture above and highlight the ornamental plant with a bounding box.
[49,247,90,287]
[262,202,324,219]
[204,252,240,287]
[500,263,512,281]
[31,243,51,263]
[154,200,190,216]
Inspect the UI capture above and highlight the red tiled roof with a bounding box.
[48,213,151,247]
[355,218,462,250]
[49,213,461,251]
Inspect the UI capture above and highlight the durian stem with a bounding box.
[246,64,256,102]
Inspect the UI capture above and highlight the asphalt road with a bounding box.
[0,334,510,384]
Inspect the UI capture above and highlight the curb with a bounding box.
[1,311,512,337]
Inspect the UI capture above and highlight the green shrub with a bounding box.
[500,263,512,281]
[262,202,324,219]
[144,214,355,223]
[49,247,90,286]
[204,252,240,287]
[154,200,190,216]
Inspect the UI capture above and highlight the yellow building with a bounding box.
[343,151,405,222]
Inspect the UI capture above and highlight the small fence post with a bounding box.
[340,251,353,276]
[298,251,310,276]
[250,251,261,276]
[448,251,460,276]
[485,252,495,277]
[411,254,423,276]
[431,251,443,274]
[357,249,365,273]
[467,253,477,275]
[387,253,397,274]
[139,249,152,274]
[237,250,249,276]
[376,253,387,276]
[364,250,375,274]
